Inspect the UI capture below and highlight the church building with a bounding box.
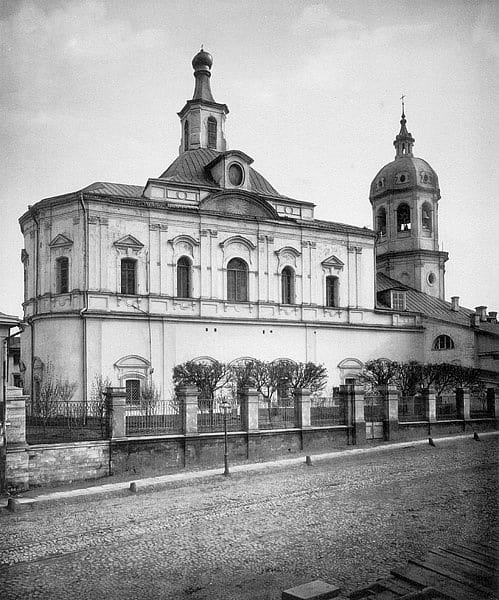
[18,49,498,402]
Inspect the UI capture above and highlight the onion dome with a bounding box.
[191,47,215,102]
[192,48,213,72]
[370,110,439,202]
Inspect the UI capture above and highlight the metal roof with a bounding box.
[159,148,280,196]
[377,272,474,326]
[82,182,144,198]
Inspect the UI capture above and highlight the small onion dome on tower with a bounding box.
[192,48,213,72]
[191,47,215,102]
[369,110,440,202]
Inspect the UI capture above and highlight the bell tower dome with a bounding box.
[177,48,229,154]
[369,104,448,299]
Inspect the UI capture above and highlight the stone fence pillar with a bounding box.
[456,389,470,421]
[487,388,498,418]
[178,385,198,434]
[422,388,436,423]
[4,387,30,492]
[352,384,366,445]
[106,387,126,438]
[294,388,311,428]
[381,384,399,441]
[240,387,259,431]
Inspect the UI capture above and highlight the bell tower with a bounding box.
[177,48,229,154]
[369,105,448,299]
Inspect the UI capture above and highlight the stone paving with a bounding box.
[0,435,497,599]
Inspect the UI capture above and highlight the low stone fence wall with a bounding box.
[2,384,497,491]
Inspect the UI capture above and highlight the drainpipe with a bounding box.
[30,209,40,402]
[79,193,88,409]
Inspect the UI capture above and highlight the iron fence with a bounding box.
[125,400,182,436]
[197,397,242,433]
[258,396,296,429]
[310,391,348,426]
[364,393,385,422]
[398,395,426,422]
[436,393,458,420]
[470,392,493,418]
[26,399,109,444]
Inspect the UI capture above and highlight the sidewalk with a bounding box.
[3,431,497,511]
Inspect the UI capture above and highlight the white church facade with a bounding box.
[18,49,498,402]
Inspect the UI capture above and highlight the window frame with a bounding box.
[227,258,248,302]
[121,258,137,295]
[433,335,455,351]
[184,120,190,151]
[281,266,295,305]
[56,256,69,294]
[176,256,191,298]
[325,275,339,308]
[397,203,411,232]
[391,290,406,311]
[376,207,387,236]
[125,379,141,405]
[207,116,217,149]
[421,202,432,232]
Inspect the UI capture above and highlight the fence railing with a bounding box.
[258,397,296,429]
[398,395,426,422]
[26,399,109,444]
[197,397,242,433]
[436,393,458,420]
[470,392,493,418]
[310,392,348,426]
[125,400,182,436]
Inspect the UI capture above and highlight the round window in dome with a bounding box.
[228,163,244,186]
[427,272,436,285]
[399,174,406,183]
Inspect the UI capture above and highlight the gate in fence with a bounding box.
[364,392,385,440]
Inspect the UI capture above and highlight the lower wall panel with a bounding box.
[20,420,497,488]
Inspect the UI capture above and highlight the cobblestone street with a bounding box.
[1,436,497,599]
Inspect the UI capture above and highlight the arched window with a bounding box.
[376,207,387,236]
[326,276,339,307]
[176,256,191,298]
[281,267,295,304]
[397,203,411,232]
[433,335,455,350]
[184,120,189,151]
[421,202,432,231]
[207,117,217,149]
[227,258,248,302]
[121,258,136,295]
[56,256,69,293]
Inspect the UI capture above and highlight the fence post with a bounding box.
[422,387,437,424]
[456,389,470,422]
[352,384,366,445]
[487,388,498,418]
[294,388,311,428]
[383,384,399,441]
[4,387,29,492]
[105,387,126,438]
[240,387,259,431]
[178,385,198,434]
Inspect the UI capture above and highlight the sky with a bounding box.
[1,0,498,317]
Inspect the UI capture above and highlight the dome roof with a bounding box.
[192,48,213,71]
[370,155,440,200]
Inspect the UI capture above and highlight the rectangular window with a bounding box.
[126,379,141,405]
[121,259,136,295]
[391,291,406,311]
[56,257,69,293]
[227,270,248,302]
